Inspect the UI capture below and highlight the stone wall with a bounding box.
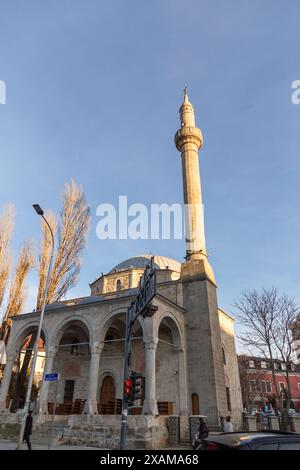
[219,309,243,430]
[157,280,183,307]
[49,347,90,403]
[242,413,258,431]
[182,277,228,426]
[63,415,168,449]
[289,416,300,433]
[156,331,179,414]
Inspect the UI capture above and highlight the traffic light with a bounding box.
[130,372,143,401]
[124,377,133,402]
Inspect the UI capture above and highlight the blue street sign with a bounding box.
[44,373,60,381]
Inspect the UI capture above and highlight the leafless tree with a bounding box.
[36,211,56,310]
[234,288,299,430]
[272,295,300,429]
[0,242,35,343]
[0,205,14,310]
[36,179,91,308]
[11,179,91,411]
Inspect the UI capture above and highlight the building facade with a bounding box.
[0,91,243,429]
[238,355,300,412]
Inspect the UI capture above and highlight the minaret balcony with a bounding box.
[175,126,203,151]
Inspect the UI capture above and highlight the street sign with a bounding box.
[44,373,60,381]
[129,258,157,324]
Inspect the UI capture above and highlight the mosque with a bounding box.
[0,90,243,438]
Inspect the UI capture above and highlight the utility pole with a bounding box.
[119,257,157,450]
[16,205,54,450]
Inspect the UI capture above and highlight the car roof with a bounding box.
[205,432,300,447]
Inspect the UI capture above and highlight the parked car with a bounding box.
[201,432,300,450]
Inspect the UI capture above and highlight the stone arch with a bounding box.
[98,369,121,399]
[8,321,49,356]
[4,321,48,412]
[154,311,185,349]
[46,316,92,413]
[51,314,93,347]
[154,312,187,415]
[99,307,145,343]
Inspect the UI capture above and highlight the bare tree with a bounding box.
[235,288,299,430]
[0,205,14,310]
[36,211,56,311]
[0,242,35,344]
[36,179,91,308]
[11,179,91,411]
[272,295,300,429]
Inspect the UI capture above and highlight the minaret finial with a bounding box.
[184,86,188,102]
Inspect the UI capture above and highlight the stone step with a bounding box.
[31,431,64,445]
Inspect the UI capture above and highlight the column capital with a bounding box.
[144,339,158,351]
[90,341,104,355]
[46,345,58,359]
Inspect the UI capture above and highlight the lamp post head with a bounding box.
[33,204,44,216]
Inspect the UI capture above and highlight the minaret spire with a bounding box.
[175,89,216,284]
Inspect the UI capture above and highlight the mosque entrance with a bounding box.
[192,393,200,415]
[99,375,120,414]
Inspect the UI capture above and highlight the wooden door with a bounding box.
[192,393,199,415]
[99,376,115,414]
[64,380,75,401]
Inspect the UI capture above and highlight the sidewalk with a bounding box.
[0,439,193,451]
[0,439,99,450]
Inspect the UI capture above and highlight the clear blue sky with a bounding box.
[0,1,300,333]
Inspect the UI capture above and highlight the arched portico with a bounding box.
[39,318,91,415]
[96,310,145,415]
[153,312,188,415]
[0,323,48,413]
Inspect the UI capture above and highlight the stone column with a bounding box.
[38,346,57,414]
[142,339,158,415]
[176,347,189,415]
[0,352,15,413]
[84,341,103,415]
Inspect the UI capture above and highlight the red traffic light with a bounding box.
[124,378,133,398]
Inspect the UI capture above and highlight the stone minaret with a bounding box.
[175,89,227,426]
[175,88,215,285]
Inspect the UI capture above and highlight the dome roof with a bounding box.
[109,255,181,273]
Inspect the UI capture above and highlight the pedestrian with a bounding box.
[23,411,33,450]
[223,415,234,433]
[192,417,209,450]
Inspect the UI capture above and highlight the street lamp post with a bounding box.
[16,205,54,449]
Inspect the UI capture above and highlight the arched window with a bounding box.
[116,279,122,291]
[191,393,200,415]
[222,347,226,365]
